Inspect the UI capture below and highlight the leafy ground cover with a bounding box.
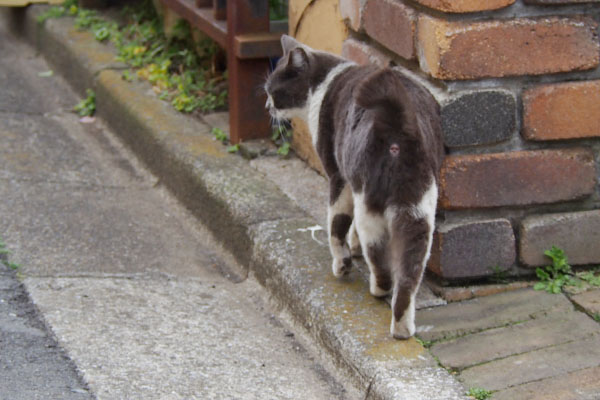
[39,0,228,115]
[535,246,600,294]
[40,0,295,154]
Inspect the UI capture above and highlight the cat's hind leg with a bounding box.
[348,221,362,257]
[353,194,392,297]
[328,175,354,277]
[388,184,437,339]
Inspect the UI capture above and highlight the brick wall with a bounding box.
[339,0,600,281]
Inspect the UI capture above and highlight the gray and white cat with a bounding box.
[265,35,444,339]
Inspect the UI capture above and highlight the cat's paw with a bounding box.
[332,257,352,278]
[390,314,416,340]
[369,275,391,297]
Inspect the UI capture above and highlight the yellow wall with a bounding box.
[290,0,348,54]
[289,0,348,173]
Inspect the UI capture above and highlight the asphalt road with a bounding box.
[0,263,93,400]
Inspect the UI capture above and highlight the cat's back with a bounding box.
[354,67,444,169]
[333,66,444,200]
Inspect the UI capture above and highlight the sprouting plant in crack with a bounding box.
[0,237,21,271]
[534,246,578,294]
[467,387,492,400]
[74,89,96,117]
[211,127,228,143]
[534,246,600,294]
[489,265,509,284]
[415,337,433,349]
[271,124,293,157]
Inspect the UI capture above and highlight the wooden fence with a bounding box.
[160,0,283,143]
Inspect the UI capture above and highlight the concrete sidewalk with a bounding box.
[2,4,600,399]
[0,15,357,400]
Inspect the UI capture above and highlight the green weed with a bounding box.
[226,144,240,153]
[415,337,433,349]
[467,387,492,400]
[534,246,600,294]
[272,124,293,157]
[579,268,600,287]
[37,0,78,23]
[210,127,240,153]
[489,265,509,284]
[41,0,227,115]
[0,238,20,271]
[211,127,227,143]
[74,89,96,117]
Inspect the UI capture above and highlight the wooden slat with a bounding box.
[213,0,226,21]
[160,0,274,143]
[0,0,62,5]
[227,0,271,143]
[159,0,227,48]
[234,32,283,59]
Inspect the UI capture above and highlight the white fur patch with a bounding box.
[353,192,391,294]
[307,62,354,146]
[410,181,437,226]
[410,180,437,265]
[352,193,387,246]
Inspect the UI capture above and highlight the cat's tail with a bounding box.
[354,69,418,134]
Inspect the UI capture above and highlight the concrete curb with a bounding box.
[2,6,468,399]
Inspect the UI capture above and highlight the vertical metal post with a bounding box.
[227,0,271,144]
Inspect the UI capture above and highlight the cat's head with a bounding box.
[265,35,342,122]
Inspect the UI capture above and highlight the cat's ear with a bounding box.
[281,34,300,56]
[288,47,309,69]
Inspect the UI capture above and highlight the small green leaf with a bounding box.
[533,282,547,291]
[536,267,550,281]
[277,141,291,157]
[38,70,54,78]
[467,387,492,400]
[211,127,227,143]
[226,144,239,153]
[94,26,110,41]
[7,262,20,271]
[74,89,96,117]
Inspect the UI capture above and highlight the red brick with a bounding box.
[341,38,391,67]
[417,15,599,79]
[520,210,600,267]
[525,0,599,3]
[414,0,514,13]
[523,80,600,141]
[340,0,363,31]
[440,149,596,209]
[363,0,416,60]
[428,220,516,280]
